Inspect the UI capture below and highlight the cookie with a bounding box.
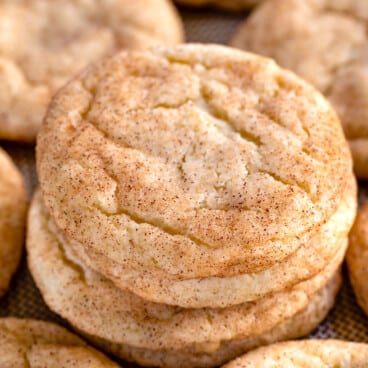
[65,175,355,308]
[230,0,368,178]
[222,339,368,367]
[175,0,262,10]
[0,0,184,142]
[82,272,341,368]
[0,147,27,297]
[0,318,120,367]
[37,44,354,305]
[27,190,344,366]
[56,174,355,309]
[347,200,368,315]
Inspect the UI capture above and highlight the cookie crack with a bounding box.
[199,89,315,202]
[56,239,88,285]
[196,95,263,148]
[168,57,314,144]
[47,215,88,285]
[92,166,218,250]
[258,169,314,203]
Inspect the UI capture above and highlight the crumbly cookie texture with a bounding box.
[0,0,184,142]
[0,318,120,367]
[28,190,344,354]
[175,0,262,10]
[28,191,341,367]
[230,0,368,177]
[347,201,368,315]
[37,44,353,293]
[222,339,368,367]
[0,147,27,298]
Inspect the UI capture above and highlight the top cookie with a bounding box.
[37,44,353,284]
[0,317,120,367]
[230,0,368,177]
[175,0,262,10]
[222,339,368,367]
[0,147,27,298]
[0,0,184,142]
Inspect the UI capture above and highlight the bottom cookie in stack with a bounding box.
[0,317,120,367]
[27,191,346,368]
[222,339,368,367]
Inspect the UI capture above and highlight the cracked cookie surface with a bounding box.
[347,201,368,315]
[222,339,368,367]
[55,175,356,308]
[0,147,27,298]
[230,0,368,177]
[37,44,353,291]
[0,0,184,142]
[0,318,120,367]
[27,190,344,357]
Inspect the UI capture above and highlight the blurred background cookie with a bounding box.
[222,339,368,367]
[230,0,368,177]
[0,0,184,142]
[0,317,120,367]
[175,0,262,11]
[347,200,368,315]
[0,147,26,298]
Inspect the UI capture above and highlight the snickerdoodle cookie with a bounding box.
[0,318,120,367]
[0,147,27,297]
[230,0,368,177]
[222,339,368,367]
[0,0,184,142]
[175,0,262,10]
[27,190,343,367]
[347,200,368,315]
[53,175,356,308]
[87,274,341,368]
[37,44,354,306]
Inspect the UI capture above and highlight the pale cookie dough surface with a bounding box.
[230,0,368,177]
[37,44,353,291]
[0,0,184,142]
[0,317,120,367]
[175,0,262,10]
[0,147,27,298]
[347,201,368,315]
[27,190,345,353]
[78,273,341,368]
[222,339,368,367]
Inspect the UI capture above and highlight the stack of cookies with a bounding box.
[28,44,356,367]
